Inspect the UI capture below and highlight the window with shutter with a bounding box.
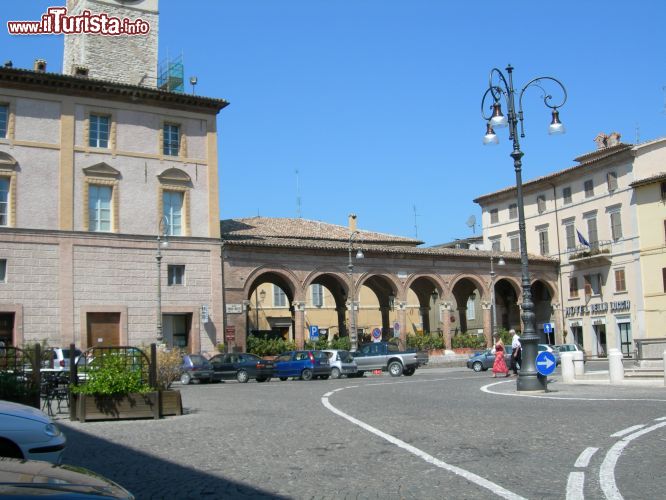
[610,211,622,241]
[607,171,618,192]
[562,186,572,205]
[569,276,578,298]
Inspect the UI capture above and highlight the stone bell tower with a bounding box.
[63,0,159,87]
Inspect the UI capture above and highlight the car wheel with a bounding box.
[256,377,266,383]
[403,367,415,376]
[388,361,403,377]
[279,377,288,381]
[301,368,313,381]
[180,372,192,385]
[472,361,484,372]
[330,367,341,379]
[0,439,23,459]
[236,369,249,383]
[320,375,330,380]
[356,371,365,378]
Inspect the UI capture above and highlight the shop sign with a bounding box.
[566,300,627,317]
[610,300,630,312]
[225,303,243,314]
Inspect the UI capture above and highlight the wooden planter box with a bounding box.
[72,392,159,422]
[71,390,182,422]
[159,389,182,417]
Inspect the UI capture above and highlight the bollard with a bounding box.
[608,348,624,384]
[561,352,574,383]
[663,351,666,388]
[573,351,585,377]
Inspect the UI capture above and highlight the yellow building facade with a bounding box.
[632,173,666,338]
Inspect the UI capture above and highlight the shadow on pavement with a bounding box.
[57,423,287,500]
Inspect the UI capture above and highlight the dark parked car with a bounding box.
[466,346,515,372]
[209,353,274,383]
[273,350,331,381]
[0,457,134,499]
[180,354,214,385]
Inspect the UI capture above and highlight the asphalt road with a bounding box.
[57,367,666,499]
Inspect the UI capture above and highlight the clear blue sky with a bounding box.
[3,1,666,246]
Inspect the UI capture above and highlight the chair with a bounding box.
[41,373,70,416]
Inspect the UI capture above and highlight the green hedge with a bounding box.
[451,333,486,349]
[406,334,445,350]
[247,336,297,356]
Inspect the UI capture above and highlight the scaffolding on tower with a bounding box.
[158,53,184,93]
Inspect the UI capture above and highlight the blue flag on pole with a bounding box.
[577,229,590,247]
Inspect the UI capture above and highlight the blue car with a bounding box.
[273,350,331,381]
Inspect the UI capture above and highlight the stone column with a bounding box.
[441,303,452,350]
[420,307,431,334]
[482,302,492,347]
[293,301,305,349]
[336,306,348,337]
[397,302,407,347]
[380,306,391,338]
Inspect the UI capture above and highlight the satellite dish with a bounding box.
[466,215,477,234]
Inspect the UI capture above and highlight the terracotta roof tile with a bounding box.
[220,217,556,263]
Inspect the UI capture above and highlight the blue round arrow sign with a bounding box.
[535,351,556,376]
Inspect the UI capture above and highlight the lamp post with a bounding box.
[156,215,169,343]
[348,231,364,351]
[481,65,566,391]
[490,255,505,341]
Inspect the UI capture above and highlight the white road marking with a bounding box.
[610,425,644,438]
[321,385,527,500]
[574,447,599,468]
[656,417,666,421]
[481,381,666,402]
[600,421,666,500]
[566,471,585,500]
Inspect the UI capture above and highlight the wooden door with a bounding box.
[86,313,120,347]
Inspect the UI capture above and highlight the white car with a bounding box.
[43,347,82,372]
[322,349,358,379]
[0,401,66,463]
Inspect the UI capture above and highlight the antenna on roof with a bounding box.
[466,215,477,234]
[413,204,420,238]
[635,123,640,144]
[295,169,302,218]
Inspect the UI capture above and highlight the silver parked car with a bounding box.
[555,343,587,363]
[322,349,358,379]
[0,401,66,463]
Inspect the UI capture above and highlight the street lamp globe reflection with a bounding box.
[481,64,566,391]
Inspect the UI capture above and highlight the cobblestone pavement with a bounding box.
[55,367,666,499]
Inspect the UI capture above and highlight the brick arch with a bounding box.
[449,273,488,299]
[243,265,301,302]
[403,272,448,301]
[357,270,403,299]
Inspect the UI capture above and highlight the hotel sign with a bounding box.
[565,300,630,317]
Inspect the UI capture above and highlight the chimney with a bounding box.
[348,213,357,232]
[34,59,47,72]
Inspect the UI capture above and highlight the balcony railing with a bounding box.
[566,240,613,264]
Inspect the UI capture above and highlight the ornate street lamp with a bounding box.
[348,231,364,351]
[481,65,566,391]
[156,215,170,343]
[490,255,505,341]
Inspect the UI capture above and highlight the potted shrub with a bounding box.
[154,347,183,417]
[70,353,158,422]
